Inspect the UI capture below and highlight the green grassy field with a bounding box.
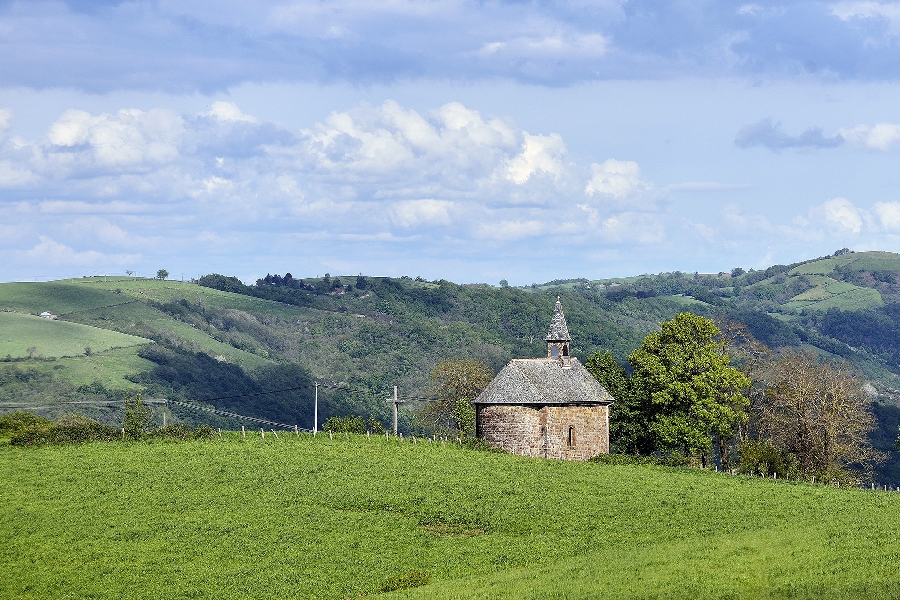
[3,436,900,599]
[0,312,150,359]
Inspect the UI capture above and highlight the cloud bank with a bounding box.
[5,1,900,92]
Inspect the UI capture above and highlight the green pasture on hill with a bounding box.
[0,281,127,315]
[4,437,900,600]
[2,346,155,390]
[0,312,150,359]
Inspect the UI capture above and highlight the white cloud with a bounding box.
[832,2,900,33]
[475,220,545,240]
[19,236,139,267]
[817,197,864,233]
[505,133,566,184]
[0,108,11,135]
[0,161,38,188]
[45,108,184,169]
[204,101,258,123]
[391,199,454,227]
[584,159,644,198]
[872,201,900,230]
[839,123,900,151]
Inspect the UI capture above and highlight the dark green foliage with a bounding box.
[626,313,750,458]
[122,394,152,440]
[128,346,317,428]
[818,304,900,367]
[366,416,385,434]
[322,415,366,433]
[584,350,652,455]
[0,410,53,436]
[377,570,430,592]
[145,423,215,441]
[197,273,250,294]
[10,415,119,446]
[725,309,800,348]
[737,440,800,478]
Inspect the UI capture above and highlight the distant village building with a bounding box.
[474,298,613,460]
[39,311,58,320]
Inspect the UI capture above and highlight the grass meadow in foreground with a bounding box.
[3,435,900,599]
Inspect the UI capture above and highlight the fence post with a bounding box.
[260,428,265,439]
[271,429,279,439]
[295,425,299,437]
[242,425,245,440]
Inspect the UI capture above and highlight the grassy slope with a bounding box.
[3,438,900,600]
[0,312,149,359]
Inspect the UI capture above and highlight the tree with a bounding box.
[122,393,152,440]
[585,350,653,454]
[156,269,169,280]
[754,349,878,482]
[499,279,509,288]
[627,313,750,462]
[421,359,493,435]
[452,397,476,438]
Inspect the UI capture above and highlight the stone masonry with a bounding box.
[476,403,610,460]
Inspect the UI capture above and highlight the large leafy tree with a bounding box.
[627,313,750,461]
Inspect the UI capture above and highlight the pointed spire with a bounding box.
[545,296,571,342]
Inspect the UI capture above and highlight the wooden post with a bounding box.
[260,428,265,439]
[295,425,299,437]
[218,428,222,438]
[241,425,245,439]
[271,429,279,439]
[367,431,370,440]
[329,431,333,440]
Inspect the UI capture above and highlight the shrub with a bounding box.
[10,417,118,447]
[322,415,366,434]
[366,416,385,435]
[0,411,53,436]
[146,423,216,441]
[737,441,800,478]
[377,570,429,592]
[122,394,152,440]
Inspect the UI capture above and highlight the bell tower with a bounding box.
[545,297,571,362]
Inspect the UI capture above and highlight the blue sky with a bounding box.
[3,1,900,284]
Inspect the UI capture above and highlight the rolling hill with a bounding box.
[2,250,900,480]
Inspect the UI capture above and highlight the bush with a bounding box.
[366,416,386,435]
[737,441,800,478]
[10,417,119,447]
[322,415,366,434]
[145,423,216,441]
[0,411,53,436]
[377,570,429,592]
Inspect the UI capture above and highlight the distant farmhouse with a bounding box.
[474,298,613,460]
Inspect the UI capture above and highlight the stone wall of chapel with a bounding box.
[476,404,609,461]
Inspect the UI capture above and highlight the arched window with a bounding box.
[550,345,559,358]
[567,426,575,447]
[562,345,569,357]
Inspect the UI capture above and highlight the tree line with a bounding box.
[422,313,883,484]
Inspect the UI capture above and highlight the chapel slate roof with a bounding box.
[545,298,571,341]
[474,358,613,406]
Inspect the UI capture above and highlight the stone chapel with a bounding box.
[473,298,613,460]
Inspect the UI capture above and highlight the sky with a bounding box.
[3,1,900,285]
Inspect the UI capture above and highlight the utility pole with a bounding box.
[314,382,319,434]
[390,385,404,436]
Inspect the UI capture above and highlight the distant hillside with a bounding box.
[3,250,900,480]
